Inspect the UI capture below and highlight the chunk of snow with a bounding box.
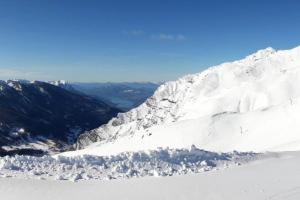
[0,147,257,181]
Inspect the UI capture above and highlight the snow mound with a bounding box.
[73,45,300,155]
[0,147,257,181]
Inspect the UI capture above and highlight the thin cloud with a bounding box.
[122,30,144,36]
[122,30,187,41]
[0,68,51,80]
[176,34,186,41]
[159,52,185,57]
[151,33,187,41]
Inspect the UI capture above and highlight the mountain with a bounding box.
[49,80,76,92]
[0,80,120,155]
[71,45,300,156]
[70,82,160,111]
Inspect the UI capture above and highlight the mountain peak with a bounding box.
[244,47,276,61]
[49,80,68,86]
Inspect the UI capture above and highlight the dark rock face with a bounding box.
[0,147,45,157]
[0,80,120,154]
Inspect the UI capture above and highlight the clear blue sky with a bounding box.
[1,0,300,82]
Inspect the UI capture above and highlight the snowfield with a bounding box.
[1,151,300,200]
[74,46,300,156]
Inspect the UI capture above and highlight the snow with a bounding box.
[2,136,60,153]
[67,96,300,156]
[0,147,257,181]
[8,128,26,138]
[6,80,23,91]
[73,45,300,156]
[1,151,300,200]
[49,80,67,86]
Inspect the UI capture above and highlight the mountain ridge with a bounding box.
[69,45,300,156]
[0,80,120,155]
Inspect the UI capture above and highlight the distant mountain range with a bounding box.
[0,80,120,155]
[70,82,161,111]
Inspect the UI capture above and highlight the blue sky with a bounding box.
[0,0,300,82]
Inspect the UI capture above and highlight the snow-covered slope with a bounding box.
[72,46,300,156]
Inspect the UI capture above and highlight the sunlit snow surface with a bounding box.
[1,151,300,200]
[0,147,257,181]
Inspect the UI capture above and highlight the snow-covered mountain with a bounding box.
[49,80,75,91]
[70,45,300,156]
[0,80,120,155]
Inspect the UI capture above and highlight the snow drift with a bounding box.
[0,147,256,181]
[71,45,300,156]
[1,151,299,200]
